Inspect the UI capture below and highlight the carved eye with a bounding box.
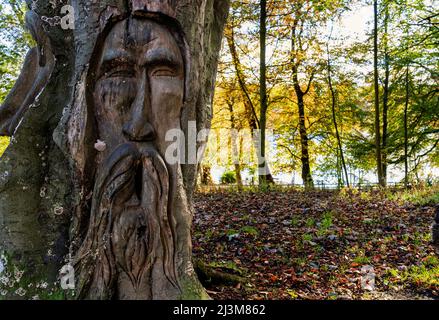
[105,68,135,78]
[151,67,176,77]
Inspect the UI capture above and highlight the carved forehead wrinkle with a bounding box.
[98,18,183,69]
[98,21,132,66]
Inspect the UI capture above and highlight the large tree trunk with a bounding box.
[0,2,75,299]
[0,0,229,300]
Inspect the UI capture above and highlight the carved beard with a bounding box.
[75,143,177,300]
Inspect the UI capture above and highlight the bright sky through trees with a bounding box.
[206,0,438,187]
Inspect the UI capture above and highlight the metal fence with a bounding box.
[197,181,408,192]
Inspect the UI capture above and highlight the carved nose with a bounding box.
[123,121,155,142]
[123,69,155,142]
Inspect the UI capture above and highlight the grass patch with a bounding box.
[286,289,299,299]
[207,260,247,276]
[385,256,439,293]
[387,184,439,206]
[290,216,300,227]
[305,218,316,227]
[240,226,259,236]
[316,211,334,236]
[293,257,307,268]
[353,255,371,265]
[320,211,333,229]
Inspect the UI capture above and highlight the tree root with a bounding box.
[194,259,245,286]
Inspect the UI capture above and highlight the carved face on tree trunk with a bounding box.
[75,16,187,300]
[94,18,184,155]
[0,0,228,301]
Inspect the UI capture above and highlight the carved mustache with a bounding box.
[75,143,177,299]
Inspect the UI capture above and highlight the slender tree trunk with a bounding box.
[225,24,259,130]
[374,0,385,187]
[290,14,314,190]
[327,39,349,188]
[225,21,273,184]
[227,101,243,189]
[294,86,314,190]
[404,66,410,188]
[258,0,274,186]
[382,4,390,187]
[199,165,213,185]
[403,18,410,189]
[336,149,342,188]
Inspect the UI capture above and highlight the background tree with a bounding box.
[374,0,385,187]
[258,0,274,185]
[326,25,350,187]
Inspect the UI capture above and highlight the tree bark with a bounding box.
[327,36,349,188]
[199,165,213,185]
[258,0,273,186]
[290,13,314,190]
[374,0,385,188]
[225,24,259,131]
[292,68,314,190]
[0,1,75,299]
[382,4,390,187]
[404,66,410,188]
[226,100,243,189]
[0,0,229,300]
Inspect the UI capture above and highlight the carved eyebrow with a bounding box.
[142,48,183,70]
[99,51,135,75]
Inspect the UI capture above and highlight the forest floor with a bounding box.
[192,186,439,300]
